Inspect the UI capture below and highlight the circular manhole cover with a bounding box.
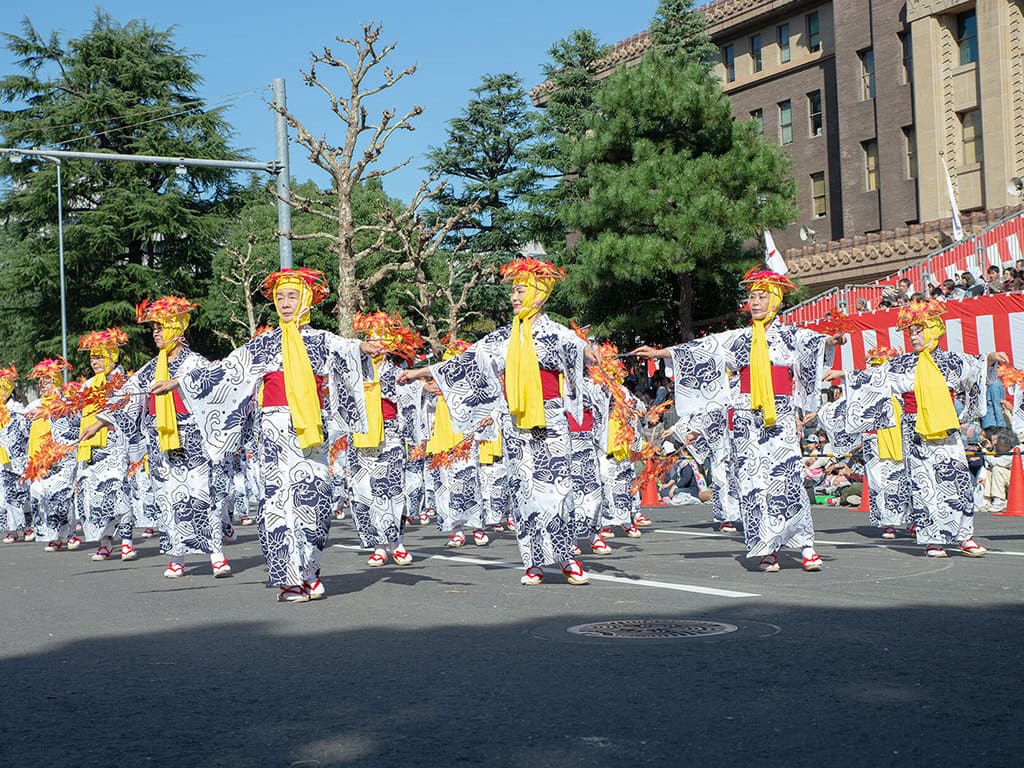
[567,619,738,639]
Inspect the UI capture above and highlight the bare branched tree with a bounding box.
[374,179,484,353]
[212,233,264,346]
[271,22,424,334]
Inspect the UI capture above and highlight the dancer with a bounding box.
[74,328,133,561]
[150,269,376,602]
[84,297,225,578]
[400,257,591,586]
[842,300,1003,557]
[633,267,841,572]
[0,367,30,543]
[348,311,423,568]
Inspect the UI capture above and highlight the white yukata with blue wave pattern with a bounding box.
[669,324,832,558]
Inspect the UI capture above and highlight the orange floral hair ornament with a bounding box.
[739,266,799,294]
[0,365,17,403]
[896,299,946,330]
[137,296,199,324]
[28,357,72,384]
[866,345,902,366]
[997,364,1024,389]
[353,311,424,362]
[253,325,275,337]
[0,365,17,385]
[440,333,471,360]
[78,327,129,352]
[499,257,567,284]
[260,267,330,304]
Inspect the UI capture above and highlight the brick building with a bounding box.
[565,0,1024,292]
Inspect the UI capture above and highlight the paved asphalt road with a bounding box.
[1,503,1021,768]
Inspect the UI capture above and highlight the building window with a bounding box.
[778,23,791,63]
[779,100,793,145]
[903,126,917,179]
[722,44,735,82]
[863,140,879,191]
[957,11,978,66]
[961,109,982,164]
[750,108,764,135]
[807,12,821,53]
[807,90,823,137]
[859,48,875,100]
[751,34,763,73]
[899,31,912,84]
[811,172,827,217]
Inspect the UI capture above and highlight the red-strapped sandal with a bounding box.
[367,549,387,567]
[520,566,544,586]
[91,545,112,561]
[759,554,780,572]
[304,579,325,600]
[163,561,185,578]
[23,529,35,542]
[802,553,823,572]
[472,529,489,546]
[925,544,947,558]
[591,537,612,555]
[881,527,897,539]
[277,585,310,603]
[43,540,65,553]
[66,535,84,551]
[120,544,138,561]
[211,559,232,578]
[2,531,21,544]
[720,521,738,533]
[392,546,413,566]
[445,532,466,548]
[561,559,590,585]
[959,538,987,558]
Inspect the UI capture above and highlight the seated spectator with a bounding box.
[659,443,712,504]
[898,277,913,298]
[977,430,1019,512]
[1006,269,1024,292]
[961,272,986,297]
[823,463,864,506]
[985,265,1004,294]
[855,297,871,312]
[943,278,967,299]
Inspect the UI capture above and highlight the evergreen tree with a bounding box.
[561,52,797,343]
[0,12,244,370]
[424,73,544,329]
[650,0,718,68]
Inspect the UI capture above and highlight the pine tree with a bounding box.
[0,12,243,369]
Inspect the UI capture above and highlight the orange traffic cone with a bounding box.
[640,464,664,507]
[995,446,1024,517]
[853,474,870,513]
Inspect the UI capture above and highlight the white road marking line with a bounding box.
[332,544,760,598]
[654,529,1024,557]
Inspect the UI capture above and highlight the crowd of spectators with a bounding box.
[874,260,1024,309]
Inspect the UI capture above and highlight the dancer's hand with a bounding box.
[149,379,179,395]
[629,345,670,359]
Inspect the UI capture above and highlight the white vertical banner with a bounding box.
[945,264,958,281]
[861,329,878,354]
[987,243,1002,267]
[888,326,905,350]
[944,317,964,354]
[1008,234,1022,263]
[941,157,965,242]
[1010,312,1024,368]
[967,254,981,277]
[764,230,788,274]
[975,314,996,356]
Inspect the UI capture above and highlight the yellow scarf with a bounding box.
[0,400,9,465]
[607,416,631,462]
[478,431,502,464]
[353,358,384,449]
[876,396,904,461]
[913,319,959,440]
[425,394,462,455]
[506,278,553,429]
[154,314,189,452]
[748,283,784,427]
[28,397,54,460]
[275,278,323,450]
[78,358,115,461]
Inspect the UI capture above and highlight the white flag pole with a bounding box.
[764,229,788,274]
[941,157,965,242]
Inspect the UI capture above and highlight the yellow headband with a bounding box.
[749,281,784,322]
[273,275,314,327]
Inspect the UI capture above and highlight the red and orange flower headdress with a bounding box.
[28,357,72,383]
[896,299,946,330]
[136,296,199,325]
[739,266,799,294]
[499,257,567,284]
[260,267,330,305]
[865,345,902,366]
[78,327,129,352]
[353,311,424,362]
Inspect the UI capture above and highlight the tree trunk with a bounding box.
[335,189,357,335]
[677,272,695,342]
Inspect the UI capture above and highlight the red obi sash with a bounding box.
[261,371,327,408]
[567,408,594,433]
[148,390,189,416]
[900,390,954,415]
[504,369,562,403]
[381,398,398,421]
[739,365,793,396]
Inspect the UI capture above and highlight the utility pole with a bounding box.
[272,78,294,269]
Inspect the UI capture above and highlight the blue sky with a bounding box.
[1,1,659,203]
